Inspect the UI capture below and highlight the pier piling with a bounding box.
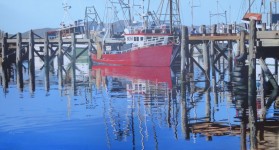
[1,33,8,89]
[44,33,50,91]
[16,33,23,91]
[58,31,63,89]
[71,33,76,91]
[248,20,257,150]
[29,30,35,92]
[210,25,217,90]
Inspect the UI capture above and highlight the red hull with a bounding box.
[92,66,172,89]
[91,44,173,67]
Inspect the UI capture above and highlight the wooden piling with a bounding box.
[210,25,217,90]
[202,25,209,79]
[1,33,8,89]
[205,89,211,122]
[44,33,50,91]
[58,31,63,89]
[248,20,257,150]
[228,27,233,82]
[260,67,265,121]
[180,26,189,139]
[71,33,76,90]
[181,26,187,74]
[240,109,247,150]
[29,30,35,92]
[240,31,245,55]
[275,58,278,82]
[49,49,55,73]
[88,40,93,69]
[259,58,279,108]
[181,91,190,140]
[262,23,266,31]
[16,33,23,91]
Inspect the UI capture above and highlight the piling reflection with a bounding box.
[91,66,172,148]
[90,65,279,149]
[1,62,279,149]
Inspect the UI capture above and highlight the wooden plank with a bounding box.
[257,31,279,39]
[258,39,279,47]
[189,34,240,41]
[6,38,90,44]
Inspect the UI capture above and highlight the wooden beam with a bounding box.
[257,31,279,39]
[189,34,240,41]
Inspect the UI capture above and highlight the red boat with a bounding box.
[91,27,176,67]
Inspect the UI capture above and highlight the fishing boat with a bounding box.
[47,0,86,39]
[91,26,176,66]
[90,0,181,67]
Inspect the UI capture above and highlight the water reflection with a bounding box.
[92,66,173,149]
[1,63,279,149]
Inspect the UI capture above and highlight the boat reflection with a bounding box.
[91,66,175,148]
[92,66,173,99]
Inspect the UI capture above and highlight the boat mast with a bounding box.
[119,0,132,26]
[191,0,200,28]
[170,0,173,33]
[249,0,251,13]
[61,0,73,28]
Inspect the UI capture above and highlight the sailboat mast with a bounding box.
[128,0,132,26]
[249,0,251,13]
[170,0,173,34]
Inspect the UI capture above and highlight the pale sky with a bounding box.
[0,0,269,34]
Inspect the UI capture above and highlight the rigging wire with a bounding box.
[236,0,246,22]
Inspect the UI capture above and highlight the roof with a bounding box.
[242,13,262,21]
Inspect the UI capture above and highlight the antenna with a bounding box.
[61,0,73,28]
[209,0,227,26]
[191,0,200,28]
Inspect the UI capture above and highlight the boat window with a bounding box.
[134,37,139,41]
[140,37,144,41]
[126,37,133,41]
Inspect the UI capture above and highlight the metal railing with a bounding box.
[104,36,172,54]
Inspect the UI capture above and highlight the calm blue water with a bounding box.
[0,65,272,150]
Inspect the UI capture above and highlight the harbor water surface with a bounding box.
[0,62,278,150]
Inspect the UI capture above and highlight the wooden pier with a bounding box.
[178,20,279,150]
[0,30,95,92]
